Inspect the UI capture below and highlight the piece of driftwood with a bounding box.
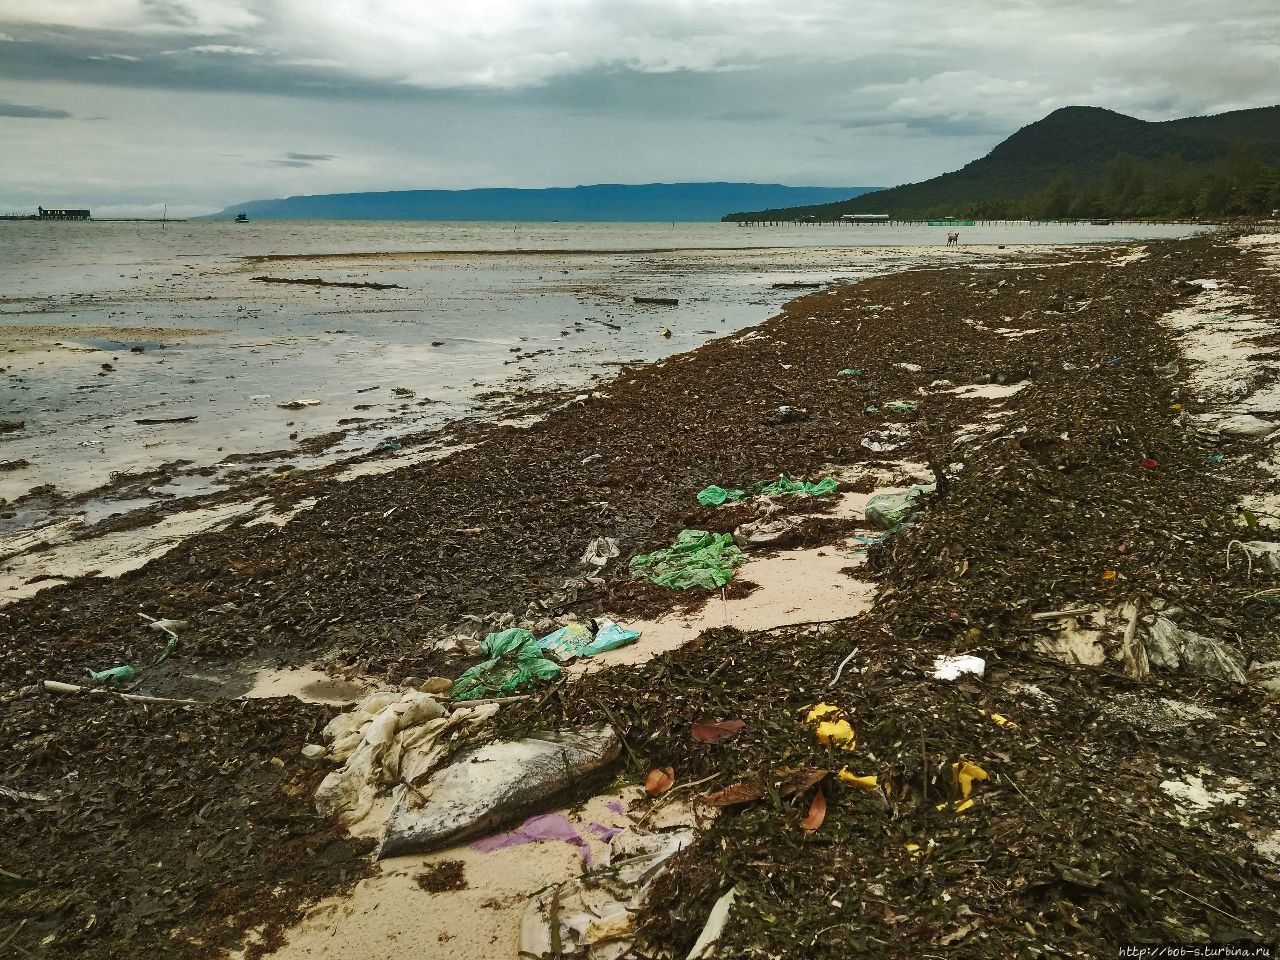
[634,296,679,306]
[135,416,197,425]
[252,276,404,290]
[42,680,202,706]
[1030,606,1095,622]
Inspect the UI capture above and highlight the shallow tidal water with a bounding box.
[0,219,1209,530]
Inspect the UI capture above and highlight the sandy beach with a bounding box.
[4,227,1280,959]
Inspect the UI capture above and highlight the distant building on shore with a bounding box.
[840,213,890,223]
[39,206,91,220]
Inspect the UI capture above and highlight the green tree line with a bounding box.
[961,144,1280,221]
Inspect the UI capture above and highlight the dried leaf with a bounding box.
[691,719,744,744]
[775,767,829,797]
[700,782,767,807]
[939,921,979,945]
[800,788,826,833]
[644,767,675,797]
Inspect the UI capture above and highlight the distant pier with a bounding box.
[0,206,183,223]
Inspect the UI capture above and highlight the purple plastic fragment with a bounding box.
[590,822,622,842]
[470,813,593,864]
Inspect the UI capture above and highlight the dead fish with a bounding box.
[378,724,620,859]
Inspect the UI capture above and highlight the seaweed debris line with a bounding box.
[6,231,1280,960]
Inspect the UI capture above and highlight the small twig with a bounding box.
[1004,772,1049,822]
[0,785,51,803]
[1030,606,1095,622]
[445,694,532,708]
[828,646,859,687]
[1181,890,1261,936]
[637,773,719,828]
[706,657,733,682]
[1225,539,1253,578]
[41,680,201,706]
[920,731,928,806]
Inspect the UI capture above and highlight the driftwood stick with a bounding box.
[445,694,532,709]
[1030,606,1095,622]
[41,680,202,706]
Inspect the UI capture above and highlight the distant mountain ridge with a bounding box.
[207,182,880,222]
[724,105,1280,221]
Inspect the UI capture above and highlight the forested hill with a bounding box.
[207,182,879,222]
[724,105,1280,221]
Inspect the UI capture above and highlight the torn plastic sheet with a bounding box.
[379,725,621,858]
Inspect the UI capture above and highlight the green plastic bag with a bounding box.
[837,368,863,377]
[86,665,138,686]
[757,475,838,497]
[865,484,936,531]
[452,628,562,701]
[887,401,918,413]
[539,618,641,661]
[697,485,746,507]
[631,530,746,590]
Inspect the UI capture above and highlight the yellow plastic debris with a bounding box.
[1171,403,1182,410]
[804,703,841,723]
[951,760,988,800]
[1101,570,1117,581]
[815,719,855,748]
[987,712,1018,729]
[953,798,975,813]
[904,842,921,852]
[837,768,878,789]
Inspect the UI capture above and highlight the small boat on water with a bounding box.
[234,213,249,223]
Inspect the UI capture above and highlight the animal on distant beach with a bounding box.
[946,231,959,246]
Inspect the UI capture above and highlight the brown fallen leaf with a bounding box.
[698,767,829,808]
[800,788,826,833]
[699,782,767,807]
[691,719,744,744]
[775,767,829,797]
[644,767,675,797]
[938,921,979,945]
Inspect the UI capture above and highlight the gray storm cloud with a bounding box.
[0,0,1276,214]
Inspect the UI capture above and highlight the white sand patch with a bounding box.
[0,517,84,560]
[1161,291,1266,395]
[246,498,319,528]
[1110,245,1149,266]
[1159,772,1251,818]
[242,667,377,706]
[335,444,473,482]
[0,499,264,605]
[246,790,701,960]
[940,382,1027,401]
[591,541,875,673]
[1238,233,1280,271]
[1256,829,1280,860]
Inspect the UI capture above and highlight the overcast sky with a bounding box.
[1,0,1277,216]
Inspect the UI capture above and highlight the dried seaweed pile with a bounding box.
[0,696,373,958]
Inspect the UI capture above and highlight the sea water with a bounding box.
[0,219,1209,527]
